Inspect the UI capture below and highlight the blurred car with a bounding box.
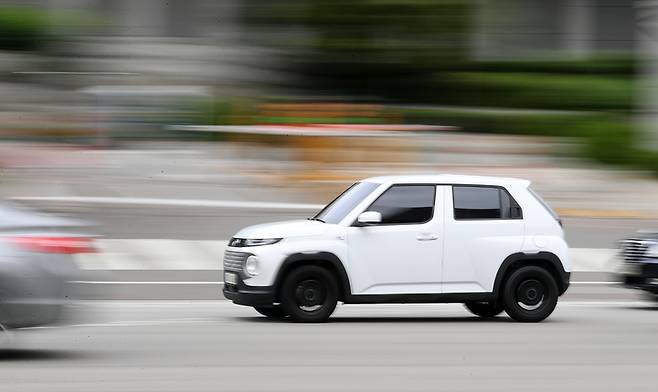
[0,202,94,328]
[617,232,658,299]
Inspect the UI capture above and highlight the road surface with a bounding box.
[2,301,658,391]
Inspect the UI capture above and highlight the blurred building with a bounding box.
[0,0,648,145]
[0,0,639,92]
[473,0,635,59]
[8,0,236,37]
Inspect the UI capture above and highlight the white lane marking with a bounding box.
[24,318,217,330]
[63,300,646,308]
[557,301,648,307]
[24,301,654,330]
[12,196,323,210]
[69,281,222,285]
[12,71,139,75]
[69,280,618,285]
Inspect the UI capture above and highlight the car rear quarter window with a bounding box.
[453,186,522,220]
[366,185,435,224]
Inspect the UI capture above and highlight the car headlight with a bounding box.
[244,255,259,276]
[229,238,282,247]
[646,243,658,258]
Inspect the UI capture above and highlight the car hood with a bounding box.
[234,220,328,239]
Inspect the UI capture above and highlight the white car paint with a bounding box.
[346,186,446,294]
[226,174,569,296]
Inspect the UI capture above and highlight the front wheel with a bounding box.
[254,306,287,319]
[503,266,559,322]
[280,265,338,323]
[464,301,504,318]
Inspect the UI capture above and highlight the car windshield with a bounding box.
[313,182,379,224]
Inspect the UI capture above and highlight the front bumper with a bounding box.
[0,272,68,328]
[560,272,571,295]
[222,274,275,307]
[619,262,658,293]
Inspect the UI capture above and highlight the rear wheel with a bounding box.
[464,301,504,318]
[253,306,287,319]
[280,265,338,323]
[503,266,559,322]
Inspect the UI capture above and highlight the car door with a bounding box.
[442,185,524,293]
[347,184,446,295]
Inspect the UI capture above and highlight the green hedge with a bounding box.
[0,7,107,51]
[426,72,633,111]
[457,55,634,75]
[399,106,658,174]
[0,7,49,50]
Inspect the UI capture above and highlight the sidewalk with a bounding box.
[1,137,657,219]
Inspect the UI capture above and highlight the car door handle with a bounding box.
[416,233,439,241]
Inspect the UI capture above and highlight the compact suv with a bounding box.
[617,232,658,299]
[223,175,570,322]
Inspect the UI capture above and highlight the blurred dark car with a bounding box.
[618,232,658,300]
[0,202,94,328]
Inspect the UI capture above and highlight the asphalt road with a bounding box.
[68,271,633,300]
[19,201,658,248]
[3,301,658,391]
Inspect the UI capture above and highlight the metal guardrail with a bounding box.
[168,124,456,137]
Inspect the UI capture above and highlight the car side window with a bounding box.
[365,185,435,225]
[453,186,522,220]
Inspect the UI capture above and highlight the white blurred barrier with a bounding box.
[76,239,618,272]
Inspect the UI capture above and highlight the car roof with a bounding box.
[363,174,530,188]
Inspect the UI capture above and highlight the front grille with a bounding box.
[621,238,649,262]
[223,250,249,271]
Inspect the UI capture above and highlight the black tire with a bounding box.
[279,265,338,323]
[464,301,504,318]
[503,266,559,322]
[254,306,288,319]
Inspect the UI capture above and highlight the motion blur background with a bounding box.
[0,1,655,214]
[2,1,658,391]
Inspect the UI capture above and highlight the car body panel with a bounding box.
[346,186,446,294]
[224,174,569,304]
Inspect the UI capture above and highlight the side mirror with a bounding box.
[356,211,382,226]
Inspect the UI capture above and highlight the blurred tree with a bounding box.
[0,7,49,51]
[242,0,471,100]
[0,6,107,52]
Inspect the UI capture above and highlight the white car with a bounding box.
[223,175,570,322]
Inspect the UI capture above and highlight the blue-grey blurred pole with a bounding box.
[638,0,658,151]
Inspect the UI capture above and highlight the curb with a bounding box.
[555,208,655,220]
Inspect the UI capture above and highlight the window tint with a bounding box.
[315,182,379,224]
[453,186,522,220]
[366,185,435,224]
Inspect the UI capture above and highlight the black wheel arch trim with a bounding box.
[268,251,569,305]
[493,251,570,296]
[274,252,352,301]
